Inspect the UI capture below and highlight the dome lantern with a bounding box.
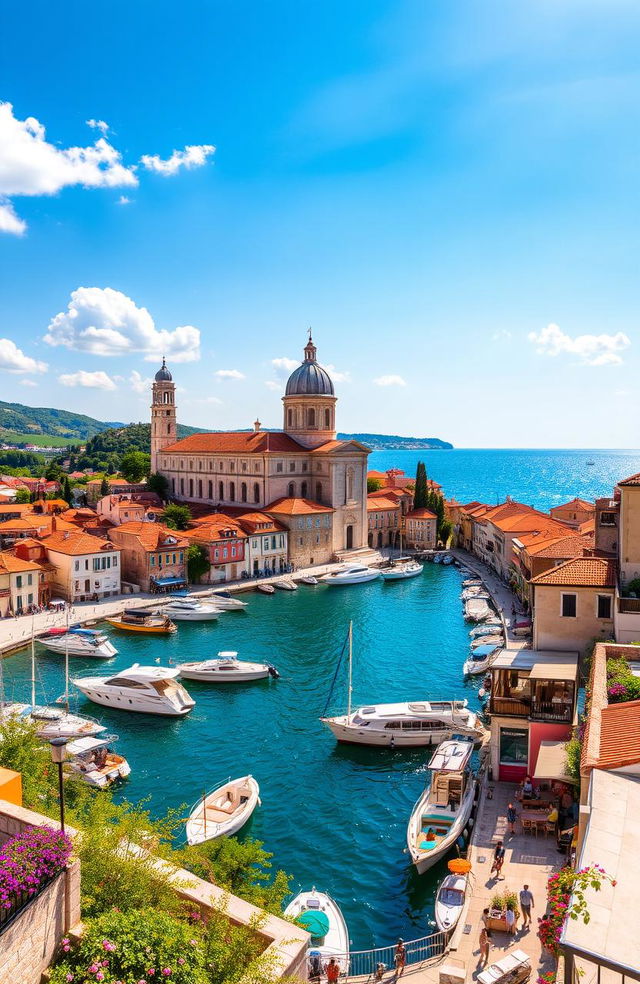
[155,357,173,382]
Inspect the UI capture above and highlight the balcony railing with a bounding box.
[490,697,573,723]
[490,696,531,717]
[619,597,640,614]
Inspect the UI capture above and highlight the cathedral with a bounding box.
[151,335,370,556]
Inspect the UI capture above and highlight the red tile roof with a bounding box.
[0,551,44,574]
[531,556,617,587]
[181,515,247,540]
[527,533,594,559]
[551,497,594,512]
[109,522,187,551]
[405,508,437,520]
[618,472,640,487]
[160,431,307,454]
[595,700,640,770]
[367,496,399,511]
[235,512,287,534]
[42,530,117,556]
[265,497,334,515]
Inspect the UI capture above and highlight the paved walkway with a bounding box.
[450,549,529,651]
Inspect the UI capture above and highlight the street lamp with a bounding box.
[49,737,68,833]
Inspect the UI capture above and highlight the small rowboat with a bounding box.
[298,575,319,585]
[274,579,297,591]
[257,583,275,594]
[186,775,260,845]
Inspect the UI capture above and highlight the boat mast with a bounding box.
[64,607,70,712]
[30,615,36,709]
[347,621,353,724]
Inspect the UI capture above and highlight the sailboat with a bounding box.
[379,526,424,581]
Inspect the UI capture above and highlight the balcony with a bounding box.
[490,696,573,723]
[619,597,640,614]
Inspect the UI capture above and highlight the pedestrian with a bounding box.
[505,906,516,936]
[479,926,491,967]
[394,940,406,977]
[375,964,386,982]
[506,802,517,837]
[519,884,534,930]
[490,840,505,878]
[481,907,490,928]
[326,957,340,984]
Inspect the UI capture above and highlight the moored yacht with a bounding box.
[380,557,424,581]
[210,591,248,609]
[284,889,350,976]
[463,644,501,676]
[158,600,220,621]
[435,860,471,934]
[1,702,106,739]
[322,700,486,747]
[72,664,195,716]
[407,738,477,874]
[320,564,380,586]
[178,652,279,682]
[39,627,118,659]
[106,610,176,634]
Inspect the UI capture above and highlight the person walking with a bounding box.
[519,885,534,930]
[394,940,406,977]
[326,957,340,984]
[506,802,517,837]
[479,926,491,967]
[490,840,505,879]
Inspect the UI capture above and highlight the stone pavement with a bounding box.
[450,549,529,651]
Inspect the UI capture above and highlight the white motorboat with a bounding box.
[470,634,503,650]
[462,578,483,588]
[298,575,319,585]
[66,733,131,788]
[39,627,118,659]
[274,579,297,591]
[320,564,380,586]
[257,583,275,594]
[469,623,502,639]
[284,889,350,976]
[407,738,477,874]
[1,702,106,739]
[464,598,492,621]
[463,644,501,676]
[186,775,260,845]
[461,588,490,602]
[158,600,220,621]
[73,664,195,717]
[210,591,248,610]
[380,558,424,581]
[178,652,279,682]
[435,866,470,934]
[322,700,486,747]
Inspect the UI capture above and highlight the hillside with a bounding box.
[0,400,122,443]
[339,433,453,450]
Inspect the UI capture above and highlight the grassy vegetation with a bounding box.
[0,430,72,448]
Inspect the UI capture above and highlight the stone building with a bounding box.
[404,508,437,550]
[181,514,249,583]
[153,334,370,558]
[108,522,187,592]
[367,496,400,549]
[264,497,334,568]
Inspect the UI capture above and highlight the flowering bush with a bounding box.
[48,909,209,984]
[537,864,616,958]
[605,655,640,703]
[0,826,73,909]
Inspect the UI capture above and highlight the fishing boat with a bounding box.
[210,591,248,609]
[380,557,424,581]
[298,575,319,585]
[65,734,131,788]
[106,610,176,634]
[73,664,195,716]
[274,579,297,591]
[39,626,118,659]
[284,889,349,976]
[321,625,486,746]
[256,583,275,594]
[461,588,490,602]
[470,633,503,650]
[185,775,260,845]
[442,555,454,566]
[464,598,491,621]
[407,738,477,874]
[469,622,502,639]
[178,652,279,682]
[462,578,483,588]
[463,644,501,676]
[158,600,220,621]
[435,859,472,934]
[320,564,380,586]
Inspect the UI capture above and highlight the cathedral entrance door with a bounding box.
[346,525,353,549]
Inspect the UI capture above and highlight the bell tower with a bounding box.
[150,358,177,473]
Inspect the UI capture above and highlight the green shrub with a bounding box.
[490,889,519,916]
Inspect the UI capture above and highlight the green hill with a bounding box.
[0,400,123,444]
[338,433,453,450]
[76,422,202,472]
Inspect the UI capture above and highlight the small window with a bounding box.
[597,594,612,619]
[289,461,295,472]
[561,593,577,618]
[276,462,283,473]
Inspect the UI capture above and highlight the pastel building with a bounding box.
[42,530,121,602]
[182,514,249,583]
[108,522,187,592]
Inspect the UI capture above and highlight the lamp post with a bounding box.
[49,737,68,833]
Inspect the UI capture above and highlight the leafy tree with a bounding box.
[148,471,170,500]
[62,475,71,503]
[438,519,452,546]
[413,461,428,509]
[44,460,62,482]
[188,543,209,583]
[163,503,192,530]
[367,477,382,494]
[120,450,150,483]
[14,488,31,504]
[100,477,110,497]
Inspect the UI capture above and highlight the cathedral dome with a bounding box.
[285,336,334,397]
[155,358,172,382]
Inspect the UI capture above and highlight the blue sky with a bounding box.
[0,0,639,447]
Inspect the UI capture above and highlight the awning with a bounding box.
[529,656,578,682]
[152,576,187,586]
[534,740,577,785]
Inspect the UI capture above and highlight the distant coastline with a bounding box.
[339,433,453,450]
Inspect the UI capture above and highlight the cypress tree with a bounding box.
[63,475,71,504]
[414,461,428,509]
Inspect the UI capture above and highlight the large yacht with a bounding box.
[72,664,195,716]
[320,564,380,586]
[321,699,486,747]
[158,600,220,621]
[39,626,118,659]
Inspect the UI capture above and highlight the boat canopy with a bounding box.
[69,628,100,637]
[297,909,330,938]
[67,734,118,755]
[152,575,187,586]
[428,739,473,772]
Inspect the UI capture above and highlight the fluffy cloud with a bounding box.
[0,201,26,235]
[20,378,38,387]
[45,287,201,363]
[214,368,245,380]
[129,370,153,394]
[326,364,351,383]
[140,144,215,176]
[86,119,109,135]
[373,374,407,387]
[117,195,131,206]
[0,338,47,374]
[58,369,117,391]
[528,323,631,366]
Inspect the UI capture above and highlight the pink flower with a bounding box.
[89,966,99,974]
[96,974,105,982]
[178,958,185,965]
[103,940,116,952]
[66,976,74,983]
[162,971,172,978]
[189,939,197,946]
[102,959,109,966]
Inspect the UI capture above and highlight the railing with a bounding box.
[618,597,640,614]
[0,873,57,935]
[490,696,530,717]
[490,697,573,723]
[326,930,448,981]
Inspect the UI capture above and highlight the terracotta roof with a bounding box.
[490,512,573,536]
[0,504,34,515]
[405,508,437,520]
[181,515,247,540]
[309,439,369,454]
[265,497,334,515]
[42,530,117,556]
[367,496,399,511]
[618,472,640,487]
[595,700,640,770]
[527,533,594,560]
[160,431,307,454]
[531,556,617,587]
[551,497,594,512]
[0,551,44,574]
[109,522,188,551]
[234,512,287,534]
[368,487,409,501]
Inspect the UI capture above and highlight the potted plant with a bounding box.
[486,890,520,931]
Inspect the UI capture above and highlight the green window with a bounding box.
[499,727,528,766]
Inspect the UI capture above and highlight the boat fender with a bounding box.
[268,665,280,679]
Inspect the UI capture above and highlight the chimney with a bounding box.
[254,419,261,433]
[63,531,69,540]
[51,515,57,533]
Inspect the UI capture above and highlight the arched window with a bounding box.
[163,392,169,404]
[325,408,331,429]
[198,479,202,498]
[241,482,247,503]
[288,482,295,497]
[167,423,171,435]
[219,481,224,500]
[254,483,260,503]
[316,482,322,502]
[307,407,315,427]
[347,468,354,501]
[229,481,235,502]
[189,478,194,498]
[301,481,308,498]
[287,408,293,428]
[208,480,213,499]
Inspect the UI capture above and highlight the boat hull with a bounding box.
[321,572,380,585]
[284,890,350,975]
[39,638,117,659]
[158,609,220,621]
[73,684,193,716]
[186,775,260,844]
[408,781,477,874]
[322,717,482,747]
[106,618,175,634]
[380,565,423,581]
[178,666,271,682]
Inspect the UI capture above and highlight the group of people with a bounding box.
[478,885,535,968]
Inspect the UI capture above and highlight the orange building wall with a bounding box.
[0,768,22,807]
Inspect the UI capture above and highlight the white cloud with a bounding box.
[0,200,26,236]
[214,369,245,380]
[129,370,153,394]
[140,144,215,177]
[58,369,117,391]
[325,364,351,383]
[0,338,47,374]
[528,322,631,366]
[45,287,201,363]
[20,378,37,387]
[271,356,299,379]
[373,374,407,387]
[86,119,109,135]
[264,380,281,391]
[492,329,512,342]
[117,195,131,206]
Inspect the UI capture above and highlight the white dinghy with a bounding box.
[464,598,492,621]
[210,591,248,610]
[299,575,319,585]
[186,775,260,845]
[66,734,131,789]
[274,579,297,591]
[178,652,279,682]
[285,888,350,976]
[380,558,423,581]
[435,860,472,934]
